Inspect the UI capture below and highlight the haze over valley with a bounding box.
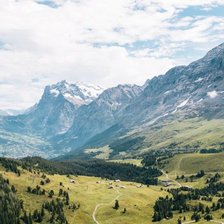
[0,1,224,224]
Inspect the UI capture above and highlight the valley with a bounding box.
[1,151,224,224]
[1,2,224,224]
[1,43,224,160]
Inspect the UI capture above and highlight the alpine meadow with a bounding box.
[0,1,224,224]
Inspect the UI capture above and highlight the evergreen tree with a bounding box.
[113,200,119,210]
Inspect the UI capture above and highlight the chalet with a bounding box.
[161,180,172,187]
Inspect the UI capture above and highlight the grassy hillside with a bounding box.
[142,118,224,151]
[83,118,224,159]
[160,152,224,176]
[0,163,168,224]
[1,154,224,223]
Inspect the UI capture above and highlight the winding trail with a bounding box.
[161,169,182,187]
[92,187,122,224]
[162,160,224,224]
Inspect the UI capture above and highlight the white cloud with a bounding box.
[0,0,224,109]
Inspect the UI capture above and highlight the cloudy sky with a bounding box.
[0,0,224,110]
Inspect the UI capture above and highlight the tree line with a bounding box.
[153,173,224,222]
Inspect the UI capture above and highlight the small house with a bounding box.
[70,179,75,184]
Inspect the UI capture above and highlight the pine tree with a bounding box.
[113,200,119,210]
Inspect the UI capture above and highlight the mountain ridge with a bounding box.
[0,42,224,159]
[59,42,224,159]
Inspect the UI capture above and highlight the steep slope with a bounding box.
[0,81,103,158]
[54,84,143,151]
[1,80,103,137]
[1,43,224,159]
[109,43,224,157]
[63,43,224,159]
[121,42,224,128]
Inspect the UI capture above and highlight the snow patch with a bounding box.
[50,89,59,97]
[194,77,204,83]
[164,90,172,95]
[172,97,190,114]
[208,84,212,88]
[49,81,104,105]
[76,82,103,98]
[177,98,190,108]
[207,91,218,98]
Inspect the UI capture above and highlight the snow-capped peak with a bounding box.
[75,81,104,98]
[48,80,104,106]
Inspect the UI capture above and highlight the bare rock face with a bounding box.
[0,43,224,158]
[58,84,143,150]
[0,80,103,137]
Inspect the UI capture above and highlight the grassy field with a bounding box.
[161,152,224,175]
[144,118,224,149]
[119,118,224,157]
[109,159,142,167]
[0,165,171,224]
[1,151,224,224]
[85,145,113,159]
[95,118,224,159]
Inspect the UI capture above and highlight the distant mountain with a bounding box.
[0,110,9,116]
[61,42,224,159]
[121,42,224,127]
[1,81,103,137]
[47,80,103,106]
[0,43,224,159]
[0,81,103,158]
[53,84,143,151]
[21,80,103,136]
[0,109,25,116]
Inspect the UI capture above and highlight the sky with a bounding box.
[0,0,224,110]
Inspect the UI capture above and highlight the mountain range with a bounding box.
[0,43,224,159]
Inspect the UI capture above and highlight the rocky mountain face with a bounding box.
[54,84,143,150]
[60,43,224,158]
[0,80,104,157]
[21,80,103,136]
[120,42,224,129]
[0,43,224,159]
[0,81,103,138]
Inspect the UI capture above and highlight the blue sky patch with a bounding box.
[36,0,59,8]
[0,41,5,49]
[178,5,224,18]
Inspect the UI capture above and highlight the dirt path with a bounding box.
[92,187,122,224]
[161,169,182,187]
[175,155,184,176]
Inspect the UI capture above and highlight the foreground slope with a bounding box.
[0,158,166,224]
[1,154,224,224]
